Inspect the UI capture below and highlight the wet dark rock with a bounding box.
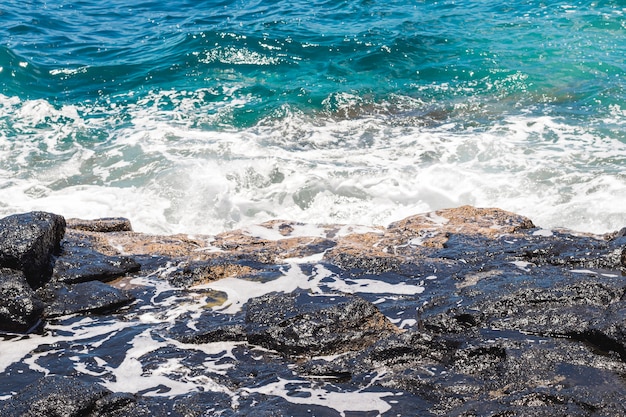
[53,243,140,284]
[36,280,135,317]
[169,310,247,344]
[298,328,626,415]
[0,375,113,417]
[0,268,44,333]
[2,206,626,416]
[245,290,400,356]
[0,211,65,288]
[166,258,283,287]
[423,273,626,363]
[519,232,626,270]
[174,322,247,344]
[0,375,200,417]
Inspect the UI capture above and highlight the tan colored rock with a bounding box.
[323,206,534,272]
[66,217,133,233]
[65,206,536,282]
[388,205,535,248]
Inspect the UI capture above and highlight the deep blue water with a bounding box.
[1,0,626,233]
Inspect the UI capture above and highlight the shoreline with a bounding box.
[1,205,626,415]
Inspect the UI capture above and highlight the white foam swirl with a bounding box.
[2,92,626,234]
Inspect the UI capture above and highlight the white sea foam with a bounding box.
[532,229,553,237]
[325,276,425,296]
[2,92,626,235]
[197,259,323,314]
[0,317,134,375]
[100,329,238,397]
[242,377,396,417]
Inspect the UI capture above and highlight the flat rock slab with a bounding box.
[245,290,400,356]
[53,244,141,284]
[0,268,44,333]
[0,212,65,288]
[36,281,135,317]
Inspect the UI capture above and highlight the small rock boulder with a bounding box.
[245,290,400,356]
[66,217,133,233]
[0,211,66,289]
[0,268,44,333]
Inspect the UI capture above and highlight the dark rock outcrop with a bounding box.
[170,290,401,356]
[0,375,242,417]
[245,290,400,356]
[0,375,197,417]
[0,212,139,335]
[36,280,135,317]
[0,375,114,417]
[0,268,44,333]
[2,206,626,416]
[0,211,65,288]
[53,220,140,284]
[53,242,140,284]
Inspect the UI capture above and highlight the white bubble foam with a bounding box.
[2,92,626,235]
[325,277,425,296]
[0,317,134,375]
[198,259,321,314]
[99,329,237,397]
[243,377,397,417]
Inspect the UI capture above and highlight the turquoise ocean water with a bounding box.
[1,0,625,234]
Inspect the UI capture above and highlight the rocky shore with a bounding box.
[1,206,626,416]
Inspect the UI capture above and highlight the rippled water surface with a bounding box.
[1,0,626,233]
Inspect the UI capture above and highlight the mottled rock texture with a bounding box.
[0,211,65,289]
[0,213,136,334]
[245,290,400,356]
[1,206,626,416]
[0,268,44,333]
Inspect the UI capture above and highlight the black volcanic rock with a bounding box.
[53,244,140,284]
[0,268,44,333]
[36,280,135,317]
[0,375,255,417]
[0,375,166,417]
[2,206,626,416]
[245,290,400,356]
[0,375,112,417]
[0,211,65,289]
